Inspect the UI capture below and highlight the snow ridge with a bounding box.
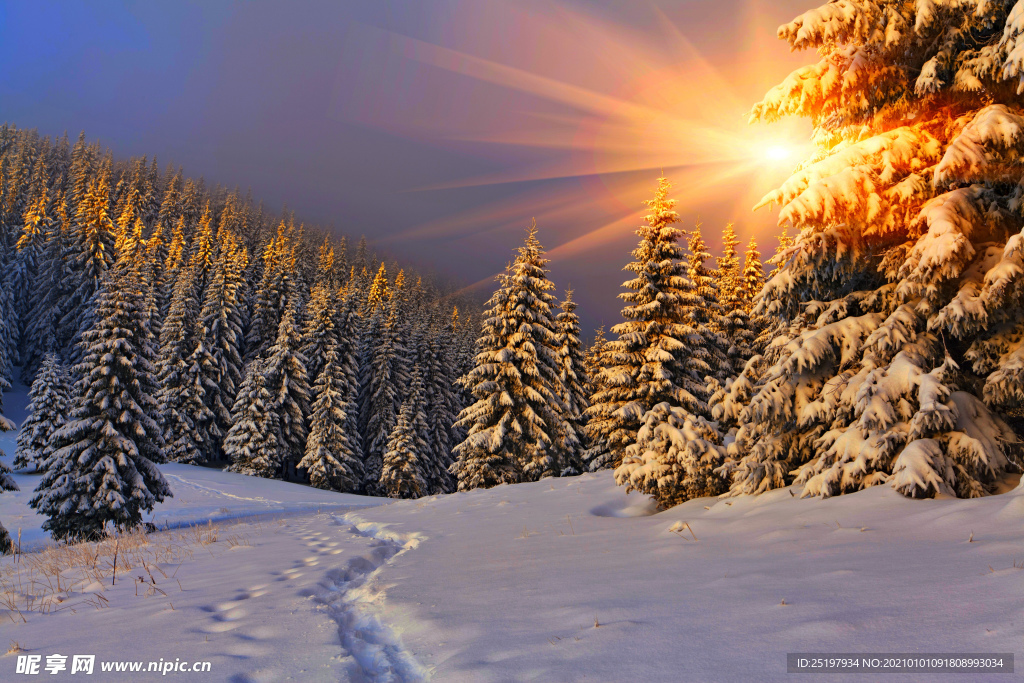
[317,512,428,683]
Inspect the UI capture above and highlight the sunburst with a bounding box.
[332,0,811,293]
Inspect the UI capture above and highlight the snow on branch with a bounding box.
[934,105,1024,186]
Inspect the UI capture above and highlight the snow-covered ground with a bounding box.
[2,456,1022,681]
[4,374,1024,681]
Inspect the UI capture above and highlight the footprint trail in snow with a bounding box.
[314,513,429,683]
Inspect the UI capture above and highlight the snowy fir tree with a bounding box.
[14,353,71,471]
[299,343,363,492]
[30,256,171,542]
[554,289,588,474]
[581,327,618,471]
[585,178,705,471]
[360,293,411,494]
[0,301,17,550]
[452,224,575,489]
[262,306,311,480]
[712,0,1024,500]
[616,402,726,509]
[684,223,730,390]
[224,359,281,478]
[381,368,432,499]
[716,223,756,370]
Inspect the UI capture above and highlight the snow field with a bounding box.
[347,472,1024,682]
[2,447,1022,681]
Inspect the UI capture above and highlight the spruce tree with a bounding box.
[581,326,618,471]
[381,368,431,499]
[156,266,201,463]
[361,302,409,493]
[31,255,171,542]
[224,360,281,477]
[554,289,588,474]
[585,178,700,469]
[300,278,338,387]
[685,223,730,391]
[714,0,1024,499]
[0,310,17,551]
[740,237,767,354]
[14,354,71,471]
[299,343,363,492]
[452,223,571,488]
[196,228,248,455]
[262,306,311,480]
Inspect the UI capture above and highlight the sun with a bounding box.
[764,145,793,162]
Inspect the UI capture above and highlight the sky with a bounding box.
[0,0,816,335]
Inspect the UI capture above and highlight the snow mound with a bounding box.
[588,495,658,517]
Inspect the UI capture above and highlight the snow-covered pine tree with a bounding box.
[739,237,767,354]
[333,281,365,468]
[715,223,755,377]
[685,223,730,389]
[361,299,409,494]
[245,220,298,360]
[156,266,202,463]
[715,0,1024,500]
[581,326,619,471]
[554,289,588,474]
[14,354,71,471]
[0,299,16,551]
[11,180,49,360]
[21,190,71,383]
[616,402,726,509]
[196,228,248,456]
[224,359,281,477]
[262,305,311,480]
[300,277,338,387]
[299,342,363,492]
[452,223,572,488]
[421,316,459,494]
[740,237,765,311]
[30,253,170,542]
[609,198,733,505]
[0,270,15,384]
[59,160,116,357]
[585,177,703,470]
[381,367,431,499]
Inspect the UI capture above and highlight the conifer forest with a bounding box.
[2,1,1024,680]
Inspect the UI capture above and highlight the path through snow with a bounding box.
[313,513,429,683]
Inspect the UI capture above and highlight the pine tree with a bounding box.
[156,266,201,463]
[714,0,1024,500]
[361,302,409,493]
[685,223,730,390]
[300,279,338,387]
[381,368,431,499]
[421,318,459,494]
[581,326,618,471]
[14,354,71,471]
[30,256,170,542]
[224,359,281,478]
[616,402,726,509]
[262,306,311,480]
[60,161,116,355]
[299,343,362,492]
[452,223,571,489]
[585,178,701,470]
[196,228,248,456]
[739,237,767,354]
[554,289,588,474]
[0,293,17,550]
